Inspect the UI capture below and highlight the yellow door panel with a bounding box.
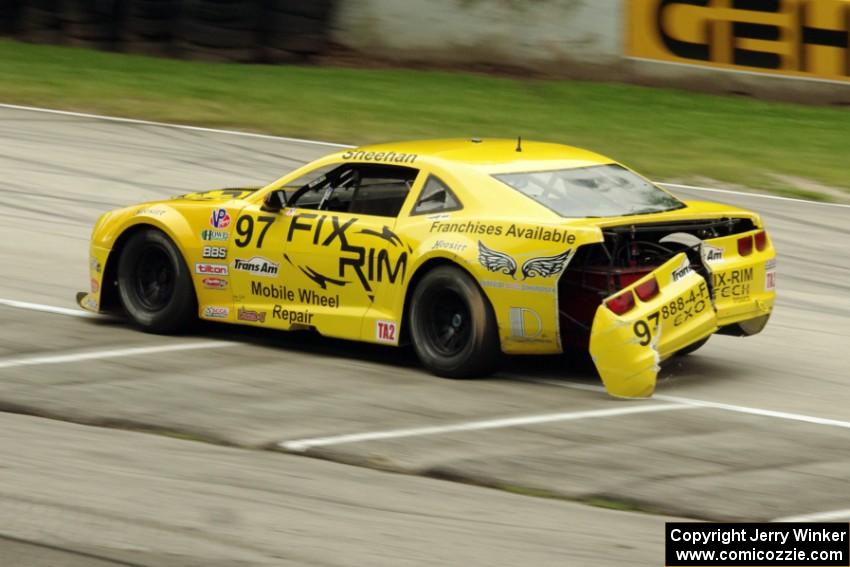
[283,210,410,342]
[226,205,289,326]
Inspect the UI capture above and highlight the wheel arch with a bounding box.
[399,257,498,345]
[100,222,195,313]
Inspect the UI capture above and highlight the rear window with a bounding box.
[493,164,685,218]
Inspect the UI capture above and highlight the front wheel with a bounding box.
[409,265,500,378]
[117,228,197,333]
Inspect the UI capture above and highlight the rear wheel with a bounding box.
[409,266,500,378]
[117,228,197,333]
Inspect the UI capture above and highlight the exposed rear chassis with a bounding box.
[557,218,775,397]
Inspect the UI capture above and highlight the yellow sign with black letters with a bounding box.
[628,0,850,82]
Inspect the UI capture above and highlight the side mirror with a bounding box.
[262,190,287,212]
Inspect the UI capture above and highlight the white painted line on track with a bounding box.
[280,403,692,452]
[659,183,850,209]
[2,101,848,209]
[774,509,850,522]
[0,341,235,370]
[526,378,850,432]
[0,102,352,148]
[0,298,98,318]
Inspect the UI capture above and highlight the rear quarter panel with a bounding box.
[395,212,603,354]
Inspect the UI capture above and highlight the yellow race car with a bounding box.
[78,139,776,398]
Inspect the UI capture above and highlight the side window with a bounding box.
[280,163,340,210]
[288,164,417,217]
[411,175,462,215]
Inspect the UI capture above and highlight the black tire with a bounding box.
[261,46,308,63]
[127,0,175,20]
[409,265,500,378]
[675,336,710,357]
[117,228,197,333]
[178,43,260,62]
[266,0,334,20]
[124,17,174,40]
[65,22,116,41]
[0,0,22,34]
[179,19,257,49]
[187,0,262,27]
[262,13,326,53]
[19,6,63,32]
[124,38,177,56]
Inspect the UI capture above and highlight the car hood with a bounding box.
[169,187,262,205]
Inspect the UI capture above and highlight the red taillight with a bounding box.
[754,231,767,251]
[738,235,754,257]
[606,291,635,315]
[635,277,659,302]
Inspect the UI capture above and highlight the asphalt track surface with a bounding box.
[0,105,848,565]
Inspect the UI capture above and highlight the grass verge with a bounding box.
[1,39,848,201]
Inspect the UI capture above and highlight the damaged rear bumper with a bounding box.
[588,253,717,398]
[587,227,777,398]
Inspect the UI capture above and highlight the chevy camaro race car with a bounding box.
[78,139,776,398]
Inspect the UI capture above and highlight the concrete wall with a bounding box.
[332,0,850,104]
[331,0,623,72]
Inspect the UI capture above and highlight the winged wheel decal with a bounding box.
[478,241,572,281]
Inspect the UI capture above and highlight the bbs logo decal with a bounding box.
[210,208,231,229]
[232,256,279,277]
[202,246,227,259]
[478,241,573,281]
[195,263,229,276]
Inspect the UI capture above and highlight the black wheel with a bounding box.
[117,228,197,333]
[676,336,710,357]
[409,265,500,378]
[266,0,334,20]
[178,19,257,49]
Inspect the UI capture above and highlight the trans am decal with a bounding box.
[477,241,573,280]
[232,256,279,277]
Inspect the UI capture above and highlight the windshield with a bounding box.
[493,164,685,218]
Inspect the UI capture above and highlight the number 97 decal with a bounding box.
[633,320,654,346]
[632,296,708,346]
[235,215,275,248]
